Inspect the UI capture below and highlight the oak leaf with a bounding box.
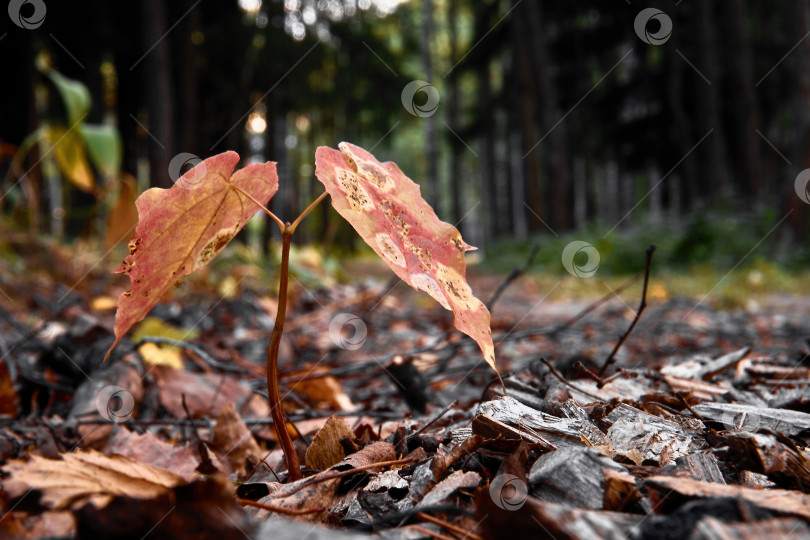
[107,152,278,357]
[314,142,497,375]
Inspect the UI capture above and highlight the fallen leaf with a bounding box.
[105,427,200,482]
[315,142,497,375]
[3,449,185,510]
[107,152,278,358]
[288,366,354,411]
[213,402,262,479]
[305,415,355,471]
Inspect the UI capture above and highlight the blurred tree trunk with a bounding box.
[473,0,497,243]
[421,0,438,211]
[178,0,199,156]
[506,54,528,239]
[665,3,699,213]
[694,0,729,203]
[728,0,763,196]
[789,0,810,242]
[526,2,567,230]
[448,0,462,230]
[511,0,545,232]
[141,0,175,189]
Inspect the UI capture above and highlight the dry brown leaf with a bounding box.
[3,449,185,510]
[0,510,75,539]
[288,367,354,411]
[251,478,340,523]
[334,441,396,472]
[305,415,355,471]
[105,428,199,482]
[213,402,262,479]
[152,365,254,419]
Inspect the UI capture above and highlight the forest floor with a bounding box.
[1,242,810,539]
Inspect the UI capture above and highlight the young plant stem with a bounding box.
[264,190,328,483]
[267,226,301,481]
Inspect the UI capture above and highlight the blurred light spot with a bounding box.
[285,134,298,149]
[191,30,204,45]
[296,115,310,132]
[247,111,267,134]
[303,6,316,24]
[238,0,262,14]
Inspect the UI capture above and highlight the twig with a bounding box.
[279,457,416,496]
[412,400,458,437]
[486,244,540,312]
[540,358,605,403]
[597,245,656,379]
[237,498,325,515]
[406,525,456,540]
[416,512,485,540]
[552,275,640,334]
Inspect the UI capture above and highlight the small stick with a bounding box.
[552,275,640,334]
[279,457,416,496]
[486,244,540,312]
[412,400,459,437]
[540,358,605,402]
[237,498,325,515]
[406,525,456,540]
[597,245,656,379]
[415,512,485,540]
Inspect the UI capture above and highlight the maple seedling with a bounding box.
[106,142,499,482]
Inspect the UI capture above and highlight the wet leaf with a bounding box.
[314,142,497,375]
[107,152,278,357]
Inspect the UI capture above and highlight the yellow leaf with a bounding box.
[90,296,118,311]
[137,342,183,369]
[49,126,95,194]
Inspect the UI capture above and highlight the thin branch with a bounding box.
[289,190,329,233]
[552,275,640,334]
[486,244,540,312]
[237,498,325,515]
[415,512,485,540]
[597,245,656,379]
[539,358,605,403]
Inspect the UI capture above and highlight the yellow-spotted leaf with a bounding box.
[314,142,497,376]
[106,152,278,359]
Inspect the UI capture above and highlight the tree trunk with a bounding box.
[141,0,175,189]
[526,2,567,230]
[421,0,439,212]
[510,0,545,232]
[694,0,729,204]
[448,0,463,230]
[728,0,763,197]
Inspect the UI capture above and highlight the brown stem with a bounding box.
[267,226,301,481]
[289,190,328,233]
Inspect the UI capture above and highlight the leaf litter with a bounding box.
[3,226,810,538]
